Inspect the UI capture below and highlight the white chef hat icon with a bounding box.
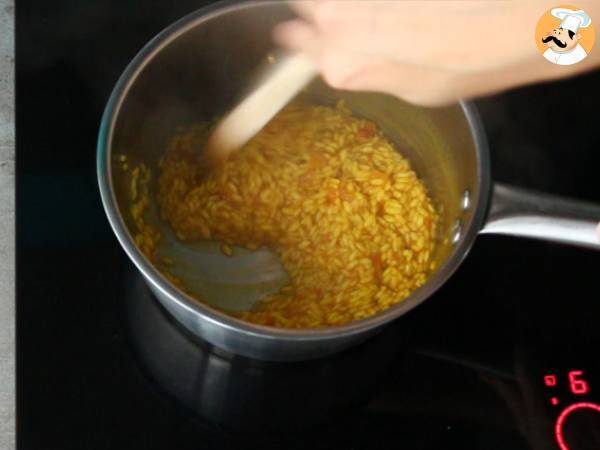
[551,7,592,33]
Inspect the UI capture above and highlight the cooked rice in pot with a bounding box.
[135,101,438,328]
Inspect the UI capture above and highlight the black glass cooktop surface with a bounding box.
[17,1,600,449]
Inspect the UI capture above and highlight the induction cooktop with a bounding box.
[17,1,600,449]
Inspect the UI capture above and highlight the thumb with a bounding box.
[273,20,321,56]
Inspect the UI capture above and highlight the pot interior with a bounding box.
[107,2,482,316]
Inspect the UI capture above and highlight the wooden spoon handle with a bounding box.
[206,54,317,161]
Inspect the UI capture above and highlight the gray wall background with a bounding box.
[0,0,15,448]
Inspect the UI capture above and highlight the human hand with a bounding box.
[274,1,600,106]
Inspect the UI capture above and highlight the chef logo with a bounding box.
[536,6,595,65]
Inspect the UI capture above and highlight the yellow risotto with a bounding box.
[155,102,437,328]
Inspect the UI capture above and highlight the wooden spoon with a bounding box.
[205,54,317,163]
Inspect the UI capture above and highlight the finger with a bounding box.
[284,2,430,73]
[273,20,321,54]
[274,23,367,90]
[341,61,462,106]
[287,0,327,23]
[316,49,381,90]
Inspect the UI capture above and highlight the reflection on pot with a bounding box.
[124,269,405,431]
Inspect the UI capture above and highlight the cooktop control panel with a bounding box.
[542,369,599,450]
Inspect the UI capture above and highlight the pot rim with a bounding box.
[97,0,492,342]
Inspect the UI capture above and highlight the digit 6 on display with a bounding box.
[568,370,589,394]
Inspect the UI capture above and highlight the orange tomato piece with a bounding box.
[357,122,377,139]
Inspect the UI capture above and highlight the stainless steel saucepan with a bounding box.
[97,1,600,361]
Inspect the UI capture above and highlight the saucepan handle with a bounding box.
[480,183,600,250]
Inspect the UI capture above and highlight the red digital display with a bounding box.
[568,370,589,394]
[545,370,595,449]
[544,374,557,386]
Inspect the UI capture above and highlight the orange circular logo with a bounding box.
[535,5,595,65]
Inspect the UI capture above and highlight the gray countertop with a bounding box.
[0,0,15,448]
